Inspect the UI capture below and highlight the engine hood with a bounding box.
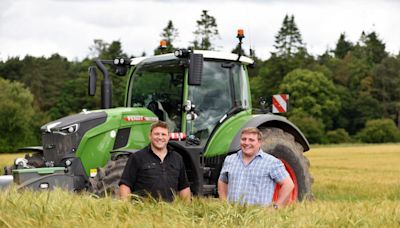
[41,111,107,134]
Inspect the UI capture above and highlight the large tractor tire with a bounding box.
[89,155,129,197]
[259,127,313,202]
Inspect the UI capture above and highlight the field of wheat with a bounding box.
[0,144,399,227]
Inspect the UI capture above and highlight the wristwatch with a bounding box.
[273,204,278,209]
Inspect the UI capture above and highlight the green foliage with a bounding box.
[371,56,400,120]
[319,51,382,134]
[329,85,351,130]
[353,31,388,65]
[0,54,76,112]
[363,31,388,64]
[348,93,382,134]
[250,50,316,105]
[325,128,352,144]
[192,10,219,50]
[289,116,325,144]
[280,69,340,129]
[356,119,400,143]
[48,40,128,119]
[333,33,353,59]
[0,78,38,152]
[49,73,98,119]
[0,57,24,81]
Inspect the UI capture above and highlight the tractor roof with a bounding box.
[130,50,254,66]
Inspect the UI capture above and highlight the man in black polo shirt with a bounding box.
[119,121,191,202]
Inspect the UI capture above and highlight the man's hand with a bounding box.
[179,187,192,202]
[119,184,132,200]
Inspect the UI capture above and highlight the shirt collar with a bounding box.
[147,145,171,158]
[237,148,265,159]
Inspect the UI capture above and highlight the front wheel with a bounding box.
[89,155,129,197]
[260,127,313,202]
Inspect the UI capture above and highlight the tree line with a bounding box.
[1,10,400,151]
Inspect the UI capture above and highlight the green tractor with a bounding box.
[1,38,312,201]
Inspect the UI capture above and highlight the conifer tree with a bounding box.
[334,33,353,59]
[192,10,219,50]
[154,20,179,55]
[273,14,305,58]
[364,31,387,64]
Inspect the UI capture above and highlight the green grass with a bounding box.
[0,144,400,227]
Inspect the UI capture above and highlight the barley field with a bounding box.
[0,144,399,227]
[0,153,25,175]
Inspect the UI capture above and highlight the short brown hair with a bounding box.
[241,127,262,141]
[150,121,169,133]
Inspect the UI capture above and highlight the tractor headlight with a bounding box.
[39,183,49,189]
[54,124,79,135]
[114,58,126,65]
[174,49,189,58]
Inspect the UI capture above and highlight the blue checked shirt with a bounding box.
[219,149,289,206]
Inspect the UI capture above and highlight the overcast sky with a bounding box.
[0,0,399,61]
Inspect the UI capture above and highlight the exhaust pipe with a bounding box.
[0,175,13,189]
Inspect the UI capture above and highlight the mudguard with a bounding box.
[18,146,43,153]
[203,111,252,157]
[229,113,310,152]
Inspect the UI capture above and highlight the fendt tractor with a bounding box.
[0,32,312,202]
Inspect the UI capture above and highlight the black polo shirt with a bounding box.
[119,145,189,202]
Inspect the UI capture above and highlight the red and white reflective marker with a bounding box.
[272,94,289,113]
[169,132,186,141]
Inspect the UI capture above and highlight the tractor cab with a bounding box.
[125,51,254,146]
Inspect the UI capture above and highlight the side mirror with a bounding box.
[188,53,203,85]
[88,66,97,96]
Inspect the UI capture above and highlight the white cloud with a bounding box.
[0,0,399,61]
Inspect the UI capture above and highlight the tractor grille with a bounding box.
[203,156,225,167]
[42,132,80,165]
[41,111,107,166]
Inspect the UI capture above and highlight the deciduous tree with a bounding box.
[279,69,340,130]
[0,78,38,152]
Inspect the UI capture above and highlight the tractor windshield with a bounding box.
[127,59,184,132]
[188,60,250,142]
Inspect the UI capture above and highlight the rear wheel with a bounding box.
[89,155,129,197]
[260,127,313,202]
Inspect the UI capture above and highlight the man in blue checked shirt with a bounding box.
[218,127,294,209]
